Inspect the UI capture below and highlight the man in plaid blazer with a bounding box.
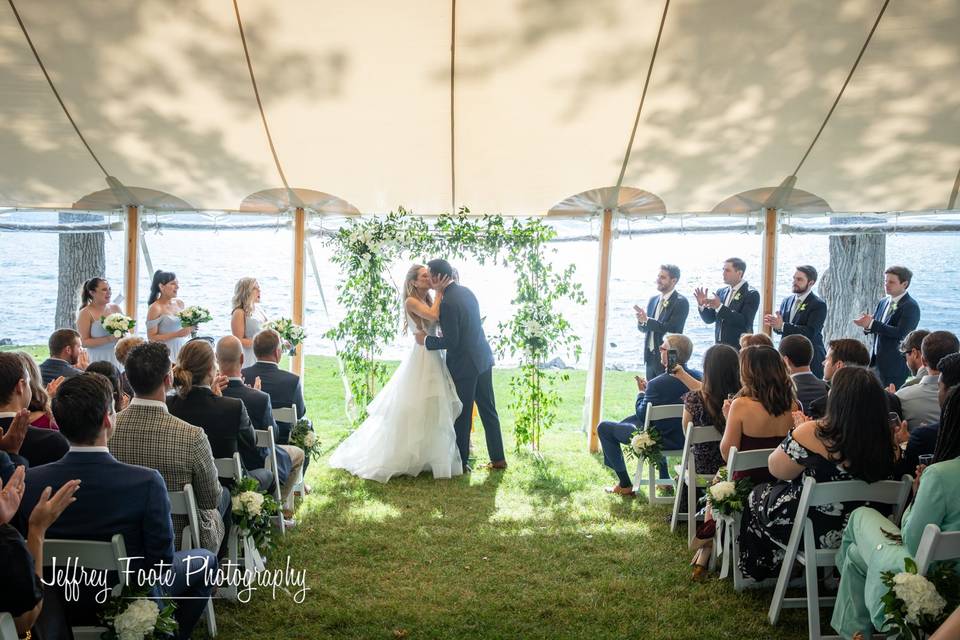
[109,342,229,554]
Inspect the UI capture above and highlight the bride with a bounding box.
[329,264,463,482]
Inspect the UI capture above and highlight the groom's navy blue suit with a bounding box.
[425,283,505,466]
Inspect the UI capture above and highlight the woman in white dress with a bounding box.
[329,264,462,483]
[77,277,124,367]
[231,277,267,370]
[145,270,192,362]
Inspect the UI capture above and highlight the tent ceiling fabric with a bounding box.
[547,186,666,217]
[711,187,832,214]
[240,188,359,215]
[1,0,957,214]
[72,186,194,211]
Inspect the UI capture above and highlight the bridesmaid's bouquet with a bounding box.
[264,318,307,355]
[177,306,212,337]
[624,427,662,463]
[100,312,136,338]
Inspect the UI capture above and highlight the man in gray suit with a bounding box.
[38,329,87,386]
[778,334,828,416]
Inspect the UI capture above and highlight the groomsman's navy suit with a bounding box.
[775,292,828,378]
[14,450,216,638]
[638,290,689,380]
[425,282,505,466]
[864,293,921,388]
[597,367,702,481]
[698,282,760,349]
[38,357,83,386]
[241,361,307,445]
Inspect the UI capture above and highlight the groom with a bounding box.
[416,259,506,472]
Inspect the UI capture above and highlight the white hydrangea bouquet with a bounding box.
[99,587,177,640]
[290,417,321,462]
[100,312,136,338]
[702,467,753,516]
[231,476,280,555]
[624,427,663,463]
[177,305,212,338]
[879,556,959,639]
[264,317,307,355]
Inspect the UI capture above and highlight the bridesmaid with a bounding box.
[77,277,124,367]
[231,277,267,370]
[146,270,192,362]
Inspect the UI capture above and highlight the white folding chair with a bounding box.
[670,423,723,546]
[168,483,217,637]
[273,405,304,510]
[214,452,264,600]
[713,446,778,590]
[0,613,18,640]
[255,425,286,534]
[768,475,913,640]
[43,534,128,640]
[915,523,960,576]
[632,403,685,504]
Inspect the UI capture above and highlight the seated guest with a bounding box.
[808,339,903,420]
[110,342,228,553]
[217,336,304,511]
[832,384,960,639]
[777,334,828,415]
[15,373,216,639]
[899,329,930,388]
[738,366,897,582]
[114,335,145,397]
[14,352,57,430]
[739,332,773,349]
[242,329,307,444]
[0,352,69,467]
[38,329,86,386]
[85,361,129,412]
[168,340,272,492]
[1,465,78,639]
[599,333,702,496]
[896,330,958,430]
[894,352,960,477]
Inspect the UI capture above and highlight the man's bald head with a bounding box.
[216,335,244,375]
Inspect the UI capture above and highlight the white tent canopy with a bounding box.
[1,0,958,214]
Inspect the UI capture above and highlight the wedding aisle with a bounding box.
[195,356,809,640]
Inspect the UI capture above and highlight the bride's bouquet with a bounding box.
[264,317,307,355]
[100,312,136,338]
[177,306,212,338]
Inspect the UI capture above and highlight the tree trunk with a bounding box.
[55,211,105,330]
[819,226,885,347]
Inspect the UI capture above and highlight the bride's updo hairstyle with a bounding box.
[172,339,215,398]
[232,277,258,315]
[403,264,433,335]
[148,270,177,305]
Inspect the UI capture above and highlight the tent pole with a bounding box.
[760,207,778,336]
[588,208,614,453]
[291,207,306,377]
[124,205,139,319]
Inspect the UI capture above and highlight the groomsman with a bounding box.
[695,257,760,350]
[635,264,689,380]
[854,265,921,388]
[764,265,827,378]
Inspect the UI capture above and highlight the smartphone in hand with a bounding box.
[667,347,679,372]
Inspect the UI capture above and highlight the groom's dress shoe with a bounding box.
[481,461,507,471]
[605,484,636,497]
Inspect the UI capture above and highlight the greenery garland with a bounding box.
[325,208,585,451]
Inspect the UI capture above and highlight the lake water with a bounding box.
[2,222,958,370]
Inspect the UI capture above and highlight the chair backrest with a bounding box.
[915,523,960,575]
[727,446,777,477]
[273,405,298,425]
[643,403,684,431]
[688,425,723,446]
[798,475,912,519]
[215,452,243,483]
[0,612,18,640]
[43,534,129,588]
[167,483,202,551]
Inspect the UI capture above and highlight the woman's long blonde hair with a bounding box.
[172,340,216,398]
[402,264,432,335]
[232,277,258,316]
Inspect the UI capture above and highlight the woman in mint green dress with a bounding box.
[831,386,960,639]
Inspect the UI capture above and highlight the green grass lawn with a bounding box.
[6,347,807,639]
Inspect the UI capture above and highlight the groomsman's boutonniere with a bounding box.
[798,303,807,312]
[891,302,898,312]
[662,300,670,308]
[734,292,742,302]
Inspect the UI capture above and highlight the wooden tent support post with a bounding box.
[124,205,139,319]
[760,207,778,336]
[588,208,614,453]
[291,207,306,377]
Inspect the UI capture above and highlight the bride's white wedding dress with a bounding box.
[329,313,463,483]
